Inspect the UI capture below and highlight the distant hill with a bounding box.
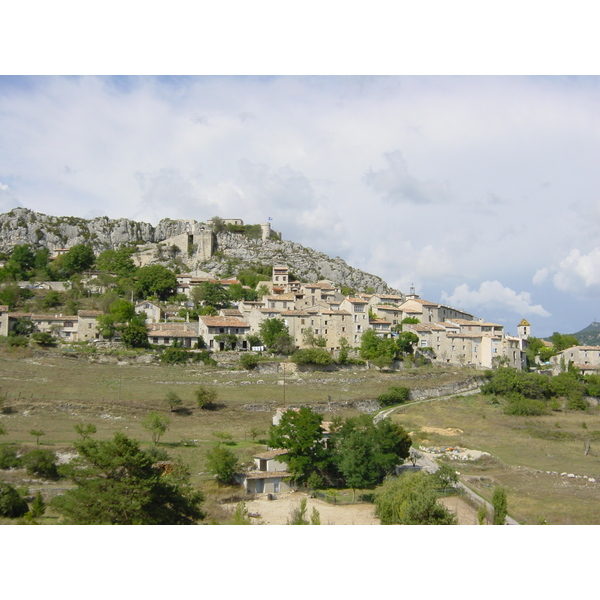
[572,322,600,346]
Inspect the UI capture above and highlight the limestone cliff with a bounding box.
[0,207,398,294]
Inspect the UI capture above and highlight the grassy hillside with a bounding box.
[1,345,600,524]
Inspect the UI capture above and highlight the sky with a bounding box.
[1,75,599,337]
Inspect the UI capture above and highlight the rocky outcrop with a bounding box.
[205,231,396,294]
[0,208,398,294]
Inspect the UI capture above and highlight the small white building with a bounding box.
[242,449,294,495]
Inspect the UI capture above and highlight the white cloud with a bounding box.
[532,267,549,285]
[363,150,451,204]
[551,248,600,291]
[441,281,551,318]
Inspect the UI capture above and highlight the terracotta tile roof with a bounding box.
[220,309,243,316]
[254,448,289,460]
[244,470,292,480]
[147,329,199,338]
[369,319,391,324]
[448,319,502,327]
[266,293,297,301]
[345,297,369,304]
[567,346,600,351]
[10,313,78,321]
[401,298,438,307]
[200,316,250,327]
[78,310,103,317]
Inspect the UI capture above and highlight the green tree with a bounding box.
[194,386,218,410]
[30,490,46,518]
[550,332,580,352]
[142,412,170,445]
[271,331,296,355]
[165,391,183,412]
[136,265,177,300]
[268,407,329,484]
[22,449,59,479]
[433,464,459,492]
[205,444,239,485]
[492,486,508,524]
[195,282,230,309]
[232,500,251,524]
[374,471,457,525]
[11,244,36,273]
[259,318,289,349]
[41,290,62,309]
[62,244,95,275]
[52,433,205,524]
[97,246,137,277]
[287,497,309,525]
[291,348,334,365]
[310,506,321,525]
[0,482,29,518]
[121,323,149,348]
[240,353,259,370]
[333,416,412,492]
[31,332,57,347]
[377,386,410,406]
[29,429,45,445]
[74,423,97,440]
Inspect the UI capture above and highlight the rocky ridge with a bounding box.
[0,207,398,294]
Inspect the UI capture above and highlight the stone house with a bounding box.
[399,297,474,324]
[339,297,370,344]
[198,315,251,351]
[135,301,162,323]
[147,322,201,347]
[77,310,103,341]
[241,448,294,495]
[550,346,600,375]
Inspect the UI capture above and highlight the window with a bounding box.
[219,328,224,333]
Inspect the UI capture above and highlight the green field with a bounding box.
[1,344,599,524]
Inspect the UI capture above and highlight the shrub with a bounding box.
[195,386,218,410]
[0,446,22,469]
[291,348,334,365]
[160,346,190,365]
[503,394,547,416]
[190,350,217,366]
[0,482,29,518]
[205,444,238,484]
[8,335,28,347]
[22,449,60,479]
[377,386,410,407]
[31,332,57,347]
[240,353,259,370]
[567,396,588,411]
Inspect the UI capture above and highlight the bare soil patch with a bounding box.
[438,496,480,525]
[420,426,463,436]
[229,492,380,525]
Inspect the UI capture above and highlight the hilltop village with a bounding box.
[0,212,597,373]
[0,261,531,370]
